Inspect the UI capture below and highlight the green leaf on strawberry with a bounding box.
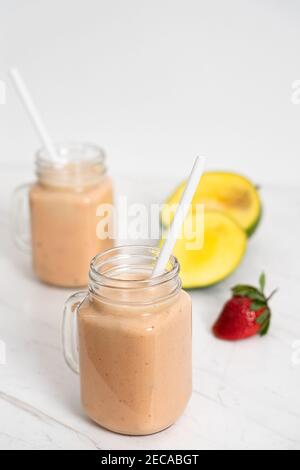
[231,285,265,302]
[250,300,266,311]
[259,272,266,293]
[260,320,271,336]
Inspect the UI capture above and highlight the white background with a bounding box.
[1,0,300,187]
[1,0,300,451]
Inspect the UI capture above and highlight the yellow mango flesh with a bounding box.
[162,172,261,236]
[170,210,247,288]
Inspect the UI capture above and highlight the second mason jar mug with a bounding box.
[62,245,192,436]
[11,143,114,287]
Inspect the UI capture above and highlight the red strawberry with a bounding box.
[213,273,277,341]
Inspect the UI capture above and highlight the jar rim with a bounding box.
[36,141,106,169]
[89,245,181,291]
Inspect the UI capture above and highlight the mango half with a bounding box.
[168,210,247,289]
[161,172,262,236]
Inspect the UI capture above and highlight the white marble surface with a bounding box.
[0,169,299,450]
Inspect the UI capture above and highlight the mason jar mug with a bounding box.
[62,245,192,435]
[11,143,114,287]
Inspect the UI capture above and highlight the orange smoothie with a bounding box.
[63,246,192,435]
[29,143,114,287]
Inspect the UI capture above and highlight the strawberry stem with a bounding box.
[266,289,278,302]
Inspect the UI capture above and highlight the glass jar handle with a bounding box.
[11,183,32,253]
[62,291,87,374]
